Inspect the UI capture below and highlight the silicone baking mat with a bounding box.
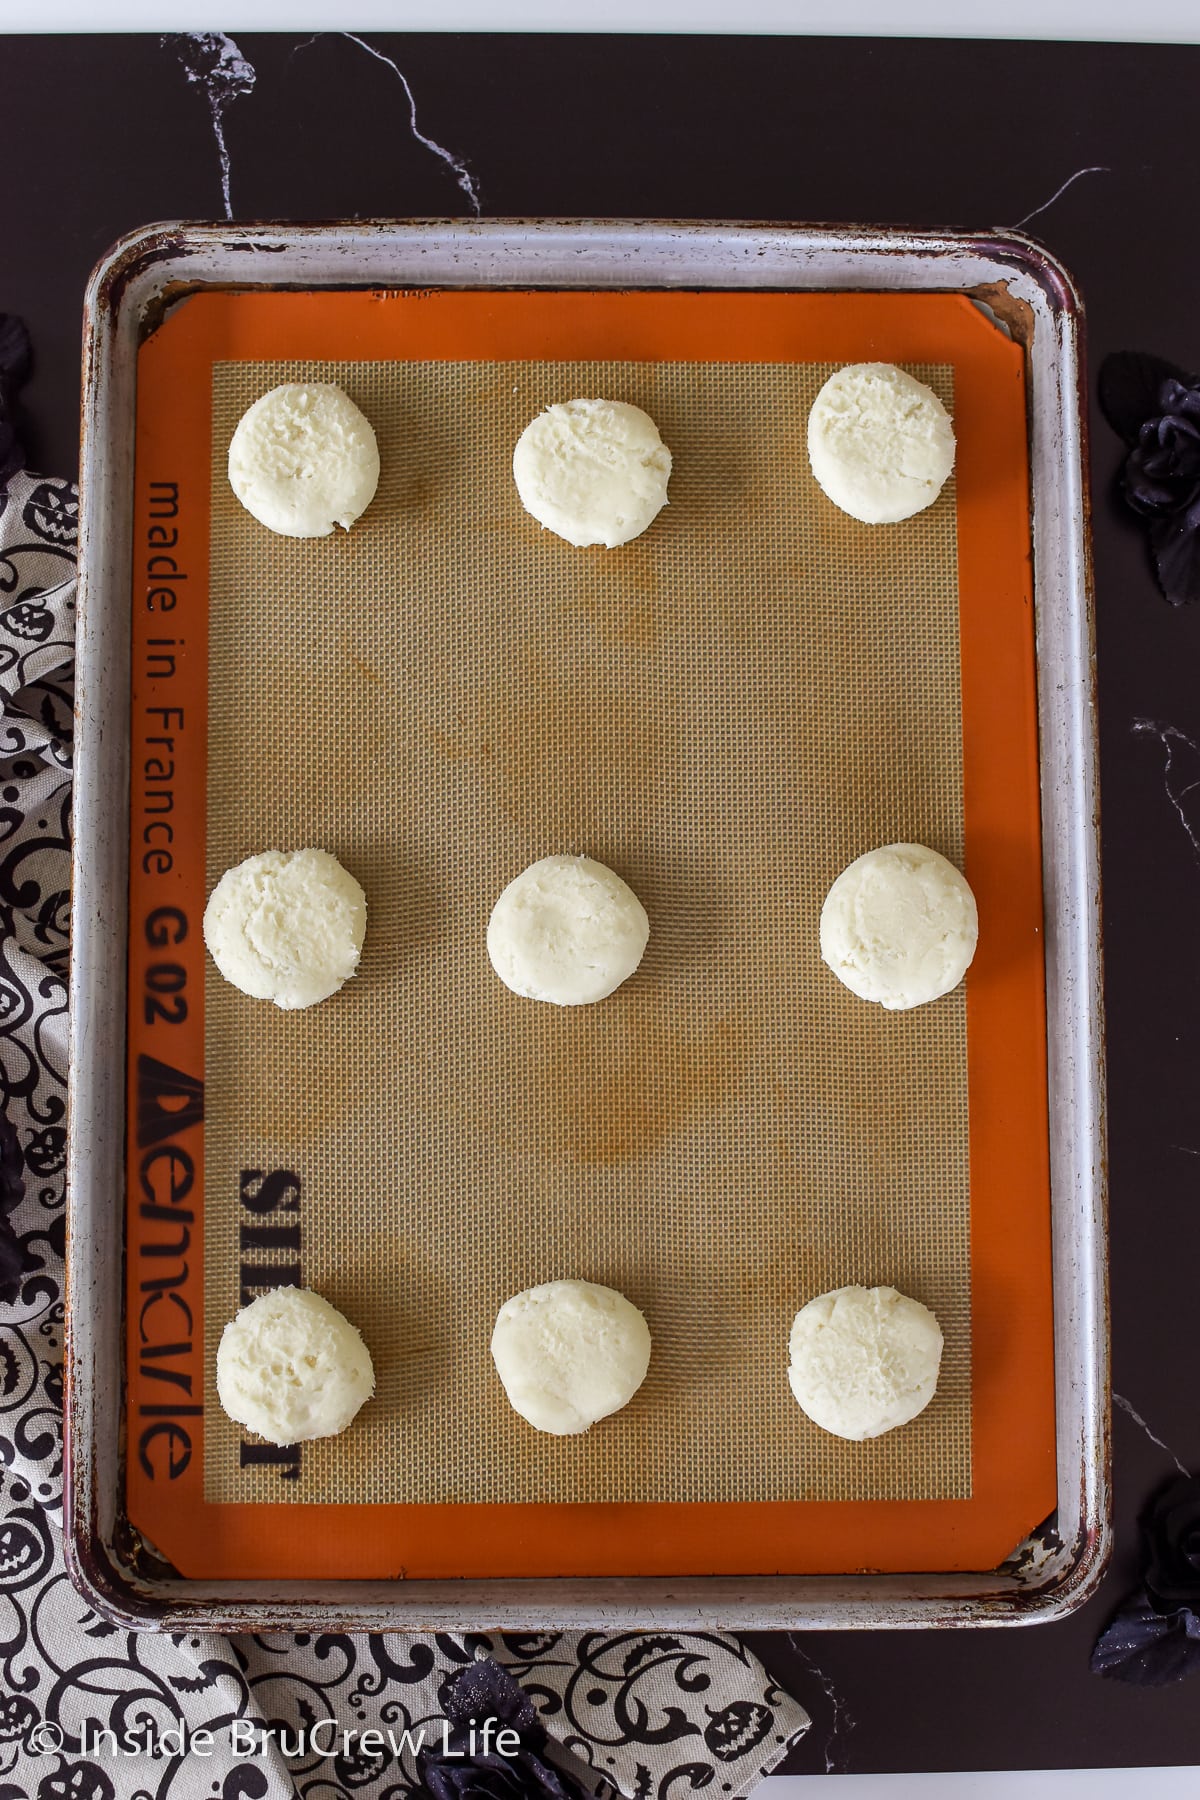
[125,288,1054,1580]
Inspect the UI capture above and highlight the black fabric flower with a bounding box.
[0,1109,28,1305]
[1090,1588,1200,1687]
[1144,1475,1200,1614]
[1123,383,1200,517]
[1099,351,1200,606]
[1092,1475,1200,1685]
[416,1659,588,1800]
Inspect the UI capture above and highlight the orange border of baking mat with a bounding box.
[126,288,1053,1581]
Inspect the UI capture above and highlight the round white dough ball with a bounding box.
[788,1283,944,1440]
[819,842,977,1011]
[512,398,672,548]
[228,382,380,538]
[203,847,367,1011]
[487,854,649,1006]
[807,363,955,524]
[491,1279,652,1435]
[216,1286,375,1445]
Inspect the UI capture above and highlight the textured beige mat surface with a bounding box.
[202,356,970,1506]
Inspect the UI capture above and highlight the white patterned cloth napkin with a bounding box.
[0,461,810,1800]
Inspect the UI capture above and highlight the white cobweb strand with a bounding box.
[1113,1393,1191,1479]
[1014,164,1108,229]
[166,32,257,221]
[299,32,481,216]
[784,1635,855,1775]
[1133,718,1200,864]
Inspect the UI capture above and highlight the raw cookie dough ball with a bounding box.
[788,1283,944,1440]
[216,1286,375,1445]
[487,854,649,1006]
[203,846,367,1011]
[819,842,977,1011]
[512,398,672,548]
[807,363,955,524]
[228,382,380,538]
[491,1279,652,1435]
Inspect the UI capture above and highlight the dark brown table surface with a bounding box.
[7,30,1200,1775]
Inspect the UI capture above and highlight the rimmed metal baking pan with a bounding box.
[66,219,1107,1630]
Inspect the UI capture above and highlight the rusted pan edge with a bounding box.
[65,220,1108,1631]
[64,217,139,1638]
[1008,229,1112,1630]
